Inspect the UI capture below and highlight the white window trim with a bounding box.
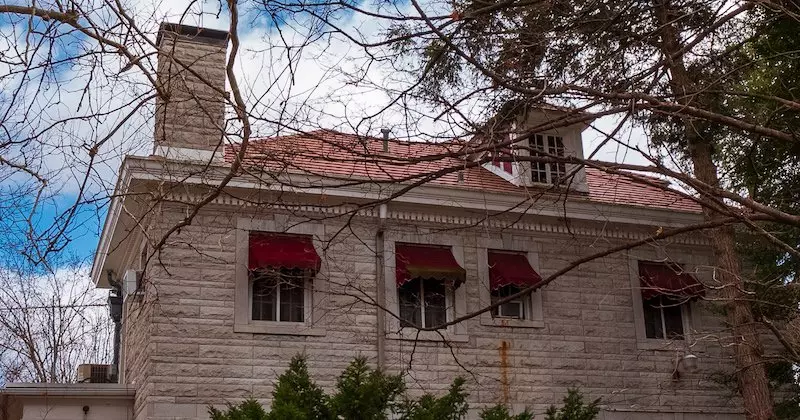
[234,216,326,336]
[383,232,468,343]
[477,237,544,329]
[628,254,700,351]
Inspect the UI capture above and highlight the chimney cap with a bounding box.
[157,22,229,47]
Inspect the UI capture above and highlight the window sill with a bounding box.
[234,322,326,336]
[480,316,544,329]
[388,328,469,343]
[635,338,688,351]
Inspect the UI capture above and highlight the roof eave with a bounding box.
[2,383,135,398]
[119,156,705,227]
[90,156,137,287]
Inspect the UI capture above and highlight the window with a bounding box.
[387,241,468,341]
[394,243,464,331]
[491,285,526,319]
[398,277,448,329]
[251,268,306,323]
[636,260,703,342]
[485,250,541,323]
[234,220,327,335]
[642,295,685,339]
[531,134,566,184]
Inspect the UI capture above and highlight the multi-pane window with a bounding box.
[398,277,448,329]
[642,295,685,339]
[530,134,566,184]
[491,285,526,319]
[251,268,305,323]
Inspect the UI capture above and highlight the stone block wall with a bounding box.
[121,203,742,420]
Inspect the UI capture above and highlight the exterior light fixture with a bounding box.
[672,351,700,381]
[682,353,699,373]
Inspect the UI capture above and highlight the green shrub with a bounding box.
[209,398,269,420]
[328,357,405,420]
[544,389,601,420]
[479,404,534,420]
[208,356,599,420]
[397,377,469,420]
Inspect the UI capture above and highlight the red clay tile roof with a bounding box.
[225,129,701,213]
[585,168,700,212]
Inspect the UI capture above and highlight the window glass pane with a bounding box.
[491,285,525,319]
[662,298,685,339]
[424,279,447,329]
[549,136,566,183]
[252,273,278,321]
[499,301,523,318]
[279,273,305,322]
[535,134,544,149]
[398,278,422,327]
[533,162,548,184]
[643,296,664,339]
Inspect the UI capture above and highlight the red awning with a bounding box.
[249,232,321,272]
[395,243,466,287]
[639,261,704,300]
[488,251,542,290]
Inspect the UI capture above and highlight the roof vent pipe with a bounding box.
[380,128,390,152]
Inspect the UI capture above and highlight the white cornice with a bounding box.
[157,192,709,246]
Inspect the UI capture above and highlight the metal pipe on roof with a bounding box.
[380,128,390,152]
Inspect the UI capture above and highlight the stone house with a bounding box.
[3,23,746,420]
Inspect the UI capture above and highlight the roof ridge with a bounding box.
[241,129,467,147]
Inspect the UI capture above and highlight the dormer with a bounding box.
[478,102,591,193]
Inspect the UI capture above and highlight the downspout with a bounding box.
[107,271,123,383]
[375,203,388,370]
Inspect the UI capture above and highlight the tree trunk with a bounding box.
[652,1,775,418]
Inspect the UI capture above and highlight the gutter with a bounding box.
[375,203,388,370]
[1,383,135,398]
[107,272,123,383]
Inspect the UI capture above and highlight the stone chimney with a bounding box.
[154,23,228,162]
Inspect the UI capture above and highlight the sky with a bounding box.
[0,0,655,268]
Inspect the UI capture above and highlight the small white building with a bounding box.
[1,383,134,420]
